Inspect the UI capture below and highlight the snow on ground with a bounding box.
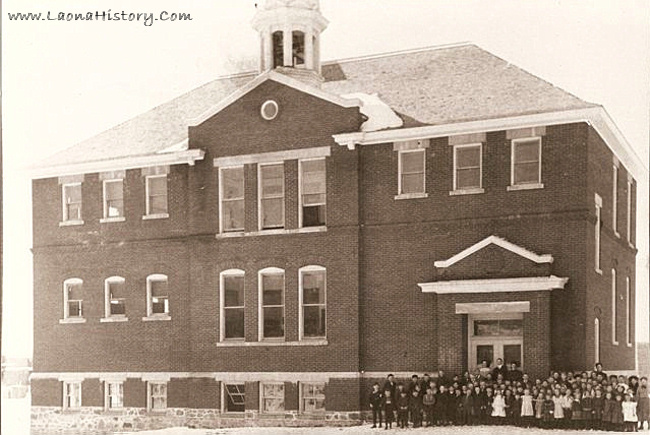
[1,392,31,435]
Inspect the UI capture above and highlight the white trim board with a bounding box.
[213,146,330,167]
[455,301,530,314]
[434,235,553,268]
[418,276,569,294]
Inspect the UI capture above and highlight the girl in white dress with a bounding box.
[521,388,535,426]
[622,393,638,432]
[492,390,507,421]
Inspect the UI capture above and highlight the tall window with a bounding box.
[626,176,632,242]
[146,274,169,318]
[63,278,83,320]
[259,163,284,230]
[103,179,124,219]
[626,277,632,346]
[453,144,482,191]
[223,384,245,413]
[595,194,602,273]
[105,382,124,410]
[292,30,305,66]
[301,383,326,413]
[220,270,245,341]
[511,137,542,186]
[259,268,285,339]
[398,149,425,195]
[612,269,618,345]
[104,276,126,319]
[612,165,618,235]
[148,382,167,411]
[62,183,82,222]
[145,175,168,217]
[300,159,326,227]
[63,381,82,410]
[220,166,245,233]
[594,318,600,364]
[261,383,285,413]
[272,31,283,68]
[300,266,326,339]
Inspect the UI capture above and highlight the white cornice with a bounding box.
[434,235,553,268]
[29,149,205,180]
[455,301,530,314]
[189,70,360,127]
[332,107,647,181]
[418,276,569,294]
[213,145,330,167]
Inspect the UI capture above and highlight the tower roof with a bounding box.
[262,0,320,11]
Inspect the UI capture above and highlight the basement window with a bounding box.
[224,384,245,413]
[63,381,82,410]
[105,381,124,410]
[300,383,325,413]
[148,382,167,412]
[261,383,285,413]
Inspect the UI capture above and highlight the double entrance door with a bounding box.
[469,314,523,370]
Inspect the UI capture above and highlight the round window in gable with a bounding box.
[260,100,279,120]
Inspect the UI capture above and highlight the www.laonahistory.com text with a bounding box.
[7,10,192,26]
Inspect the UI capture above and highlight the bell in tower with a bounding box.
[252,0,329,87]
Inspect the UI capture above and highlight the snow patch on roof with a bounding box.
[341,92,403,132]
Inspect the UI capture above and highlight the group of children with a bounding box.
[368,362,650,431]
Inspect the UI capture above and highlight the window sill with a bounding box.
[449,188,484,196]
[100,216,126,224]
[216,339,328,347]
[627,343,633,348]
[142,213,169,221]
[142,315,171,322]
[595,268,603,275]
[100,317,129,323]
[59,220,84,227]
[59,318,87,324]
[614,231,620,238]
[394,192,428,200]
[613,341,619,346]
[507,183,544,191]
[628,242,635,250]
[216,227,327,239]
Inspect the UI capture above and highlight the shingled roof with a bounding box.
[42,43,595,169]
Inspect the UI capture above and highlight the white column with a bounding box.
[283,27,292,66]
[305,29,314,69]
[264,30,273,71]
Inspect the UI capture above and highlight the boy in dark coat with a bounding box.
[397,390,410,429]
[435,385,448,425]
[383,390,395,429]
[369,383,384,428]
[383,374,396,400]
[422,387,436,427]
[409,389,423,427]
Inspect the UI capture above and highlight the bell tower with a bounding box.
[252,0,328,87]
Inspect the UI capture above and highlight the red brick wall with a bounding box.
[82,379,103,407]
[124,379,146,408]
[31,379,61,406]
[188,378,220,409]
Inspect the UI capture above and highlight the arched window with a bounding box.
[299,265,326,339]
[611,268,618,345]
[272,31,283,68]
[220,269,245,341]
[62,278,84,321]
[292,31,305,66]
[146,274,169,318]
[258,267,285,340]
[594,317,600,363]
[103,276,127,321]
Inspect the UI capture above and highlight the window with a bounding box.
[453,144,482,191]
[63,381,82,410]
[259,163,284,230]
[259,268,285,339]
[272,31,283,68]
[300,266,326,339]
[145,175,168,217]
[626,176,632,243]
[103,179,124,219]
[223,384,245,413]
[261,383,284,413]
[300,383,325,413]
[595,194,602,273]
[612,268,618,345]
[612,165,618,235]
[62,183,82,222]
[511,137,542,186]
[220,166,245,233]
[292,30,305,66]
[148,382,167,411]
[104,276,127,320]
[146,274,169,318]
[300,159,326,227]
[63,278,84,320]
[398,149,425,195]
[594,318,600,363]
[105,382,124,410]
[220,270,245,341]
[626,277,632,346]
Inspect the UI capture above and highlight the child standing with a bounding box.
[396,390,409,429]
[491,390,506,423]
[383,390,395,430]
[603,391,615,431]
[571,389,584,429]
[422,388,436,427]
[369,383,384,429]
[592,388,604,430]
[542,393,555,429]
[552,389,565,428]
[582,388,594,430]
[637,377,650,431]
[409,389,423,428]
[622,393,639,432]
[521,388,535,427]
[612,394,625,432]
[534,391,545,426]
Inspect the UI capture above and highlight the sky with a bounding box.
[2,0,649,358]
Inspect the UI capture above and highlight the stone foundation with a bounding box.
[31,407,361,434]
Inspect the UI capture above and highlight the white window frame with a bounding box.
[298,158,327,228]
[144,274,170,321]
[508,136,543,190]
[594,318,600,364]
[61,278,85,324]
[147,381,167,412]
[101,178,126,222]
[219,269,245,342]
[61,182,83,225]
[102,276,128,322]
[299,382,326,414]
[258,267,285,341]
[104,381,124,411]
[219,166,245,234]
[612,268,618,345]
[299,265,327,340]
[63,381,82,410]
[221,383,246,414]
[452,143,484,194]
[260,382,285,414]
[626,277,632,347]
[595,193,602,274]
[144,174,169,220]
[612,165,619,237]
[258,162,285,231]
[626,176,632,244]
[397,148,427,198]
